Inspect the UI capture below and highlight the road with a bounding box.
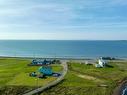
[23,61,68,95]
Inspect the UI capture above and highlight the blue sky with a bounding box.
[0,0,127,40]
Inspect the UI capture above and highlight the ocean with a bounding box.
[0,40,127,58]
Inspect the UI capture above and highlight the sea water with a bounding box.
[0,40,127,58]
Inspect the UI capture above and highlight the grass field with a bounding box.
[41,60,127,95]
[1,58,127,95]
[0,58,62,95]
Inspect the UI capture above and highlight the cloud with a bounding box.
[110,0,127,5]
[0,0,127,40]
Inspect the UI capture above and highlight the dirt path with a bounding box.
[73,72,104,83]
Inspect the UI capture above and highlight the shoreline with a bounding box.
[0,56,94,60]
[0,56,127,60]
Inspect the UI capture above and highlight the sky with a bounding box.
[0,0,127,40]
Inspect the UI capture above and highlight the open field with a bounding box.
[0,58,62,95]
[41,60,127,95]
[1,58,127,95]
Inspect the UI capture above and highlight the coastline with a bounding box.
[0,55,127,61]
[0,55,96,60]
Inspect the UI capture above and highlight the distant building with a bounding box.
[38,66,53,75]
[31,59,52,65]
[100,57,115,60]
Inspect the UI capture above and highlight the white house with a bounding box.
[95,58,107,68]
[98,59,106,67]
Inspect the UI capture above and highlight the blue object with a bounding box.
[38,66,53,75]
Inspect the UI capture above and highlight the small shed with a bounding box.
[38,66,53,75]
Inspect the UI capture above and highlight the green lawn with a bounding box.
[69,61,127,81]
[41,60,127,95]
[0,58,62,94]
[1,58,127,95]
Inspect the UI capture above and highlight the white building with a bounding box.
[95,58,107,68]
[98,59,107,67]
